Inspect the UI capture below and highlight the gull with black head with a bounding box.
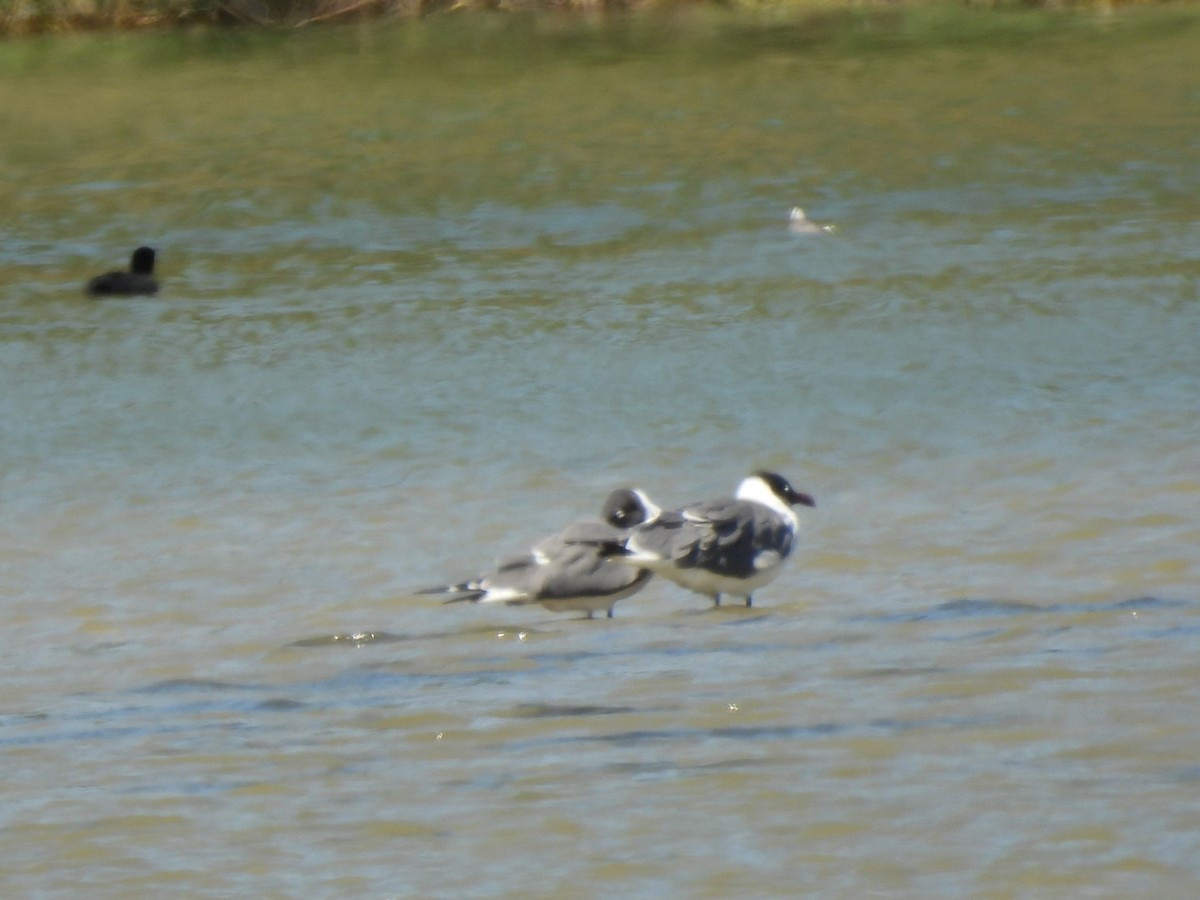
[420,487,662,620]
[598,471,815,608]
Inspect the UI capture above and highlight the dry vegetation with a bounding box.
[0,0,1169,35]
[1,0,621,33]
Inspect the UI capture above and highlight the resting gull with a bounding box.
[421,488,662,619]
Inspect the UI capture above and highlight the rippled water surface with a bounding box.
[2,8,1200,896]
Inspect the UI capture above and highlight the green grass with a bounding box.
[0,0,1185,36]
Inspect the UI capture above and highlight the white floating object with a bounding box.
[788,206,835,234]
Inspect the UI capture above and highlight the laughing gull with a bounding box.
[598,471,815,608]
[420,488,662,619]
[86,246,159,296]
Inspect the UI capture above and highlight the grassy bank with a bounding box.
[0,0,437,33]
[0,0,1172,36]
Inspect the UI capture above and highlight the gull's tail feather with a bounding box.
[416,581,487,604]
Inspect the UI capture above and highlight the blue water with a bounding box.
[1,9,1199,896]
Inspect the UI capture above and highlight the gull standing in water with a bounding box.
[421,488,662,619]
[598,471,815,608]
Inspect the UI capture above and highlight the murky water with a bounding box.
[2,8,1200,896]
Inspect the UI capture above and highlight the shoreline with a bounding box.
[0,0,1173,38]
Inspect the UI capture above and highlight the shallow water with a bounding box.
[2,8,1200,896]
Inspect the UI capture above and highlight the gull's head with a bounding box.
[739,471,816,514]
[602,487,662,529]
